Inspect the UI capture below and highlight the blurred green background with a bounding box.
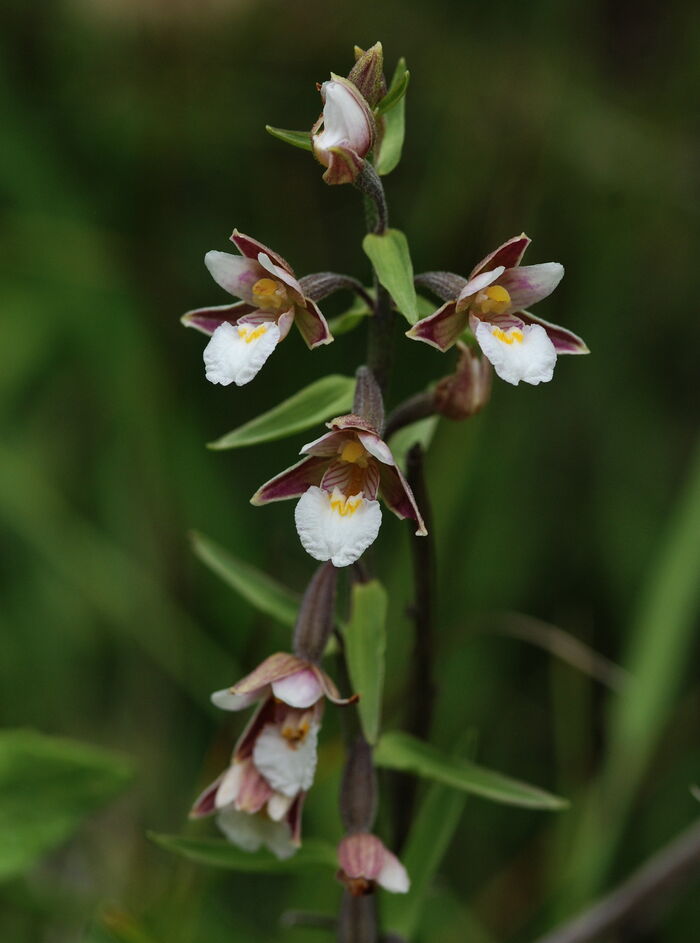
[1,0,699,940]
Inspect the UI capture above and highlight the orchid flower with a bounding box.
[251,414,426,568]
[408,234,589,386]
[182,230,333,387]
[337,833,410,895]
[190,653,347,858]
[312,75,375,185]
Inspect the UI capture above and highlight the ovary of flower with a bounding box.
[251,277,288,312]
[472,284,512,316]
[294,485,382,567]
[475,321,556,386]
[203,320,280,387]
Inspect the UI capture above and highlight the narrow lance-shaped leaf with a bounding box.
[149,833,337,873]
[191,531,300,628]
[374,731,568,810]
[376,59,409,176]
[0,729,133,881]
[265,125,313,152]
[363,229,419,324]
[375,59,410,116]
[208,375,356,450]
[342,579,387,745]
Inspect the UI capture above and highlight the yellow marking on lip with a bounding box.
[282,720,310,745]
[238,323,269,344]
[330,493,363,517]
[492,327,524,345]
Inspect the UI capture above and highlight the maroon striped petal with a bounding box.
[516,309,590,354]
[181,301,255,336]
[379,464,427,535]
[251,456,328,505]
[230,229,292,273]
[470,234,531,278]
[294,299,334,349]
[406,301,468,352]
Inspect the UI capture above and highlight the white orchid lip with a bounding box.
[294,485,382,568]
[203,320,280,387]
[475,321,557,386]
[252,720,319,798]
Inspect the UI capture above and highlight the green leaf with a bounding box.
[376,59,408,175]
[0,729,133,881]
[384,779,467,938]
[362,229,418,324]
[374,731,568,810]
[375,59,410,117]
[149,833,337,873]
[192,531,299,627]
[208,375,356,450]
[342,580,387,744]
[327,297,372,337]
[265,125,313,152]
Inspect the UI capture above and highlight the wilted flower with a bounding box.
[251,415,426,567]
[182,230,333,387]
[408,234,588,386]
[337,833,410,895]
[190,653,347,858]
[312,75,375,185]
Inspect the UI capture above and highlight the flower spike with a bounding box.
[182,230,333,387]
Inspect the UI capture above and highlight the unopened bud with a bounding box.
[348,42,386,107]
[434,343,492,420]
[353,366,384,434]
[293,562,337,663]
[340,737,377,833]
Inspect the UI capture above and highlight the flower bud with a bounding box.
[347,42,386,107]
[352,366,384,434]
[434,343,492,420]
[292,562,337,664]
[312,75,375,185]
[340,737,377,833]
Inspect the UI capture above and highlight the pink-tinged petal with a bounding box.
[232,653,310,696]
[235,763,273,814]
[499,263,564,310]
[321,458,381,501]
[181,301,255,336]
[271,668,323,709]
[301,429,350,457]
[338,833,385,880]
[294,298,334,349]
[230,229,292,273]
[276,306,296,341]
[406,301,468,352]
[470,234,531,278]
[251,456,328,505]
[322,146,365,185]
[215,761,245,809]
[311,666,356,705]
[189,773,223,819]
[287,792,306,846]
[455,266,505,309]
[379,464,427,536]
[257,253,305,304]
[211,688,263,711]
[204,250,263,302]
[376,850,410,893]
[356,431,394,466]
[516,309,590,355]
[327,415,379,436]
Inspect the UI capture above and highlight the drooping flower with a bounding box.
[251,415,426,567]
[182,230,333,387]
[337,833,410,895]
[407,234,588,386]
[312,75,375,185]
[190,653,347,858]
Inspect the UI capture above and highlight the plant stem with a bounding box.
[393,443,437,849]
